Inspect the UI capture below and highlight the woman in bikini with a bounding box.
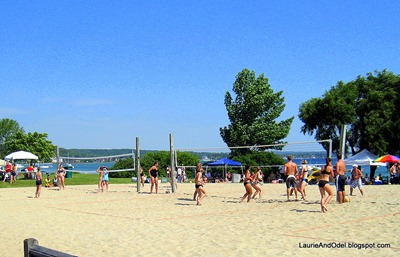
[298,160,309,200]
[318,157,334,213]
[96,166,104,193]
[194,162,207,205]
[57,164,66,190]
[251,167,263,199]
[148,162,159,194]
[240,165,253,203]
[35,167,42,198]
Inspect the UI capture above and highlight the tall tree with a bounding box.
[299,70,400,156]
[0,119,25,158]
[220,68,294,155]
[353,70,400,154]
[299,81,357,154]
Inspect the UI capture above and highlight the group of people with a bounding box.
[283,154,362,213]
[240,165,264,203]
[33,164,70,198]
[142,161,208,205]
[142,163,191,194]
[26,156,374,212]
[1,161,17,184]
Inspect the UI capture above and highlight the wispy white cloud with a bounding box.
[71,98,114,107]
[0,107,34,115]
[39,98,114,107]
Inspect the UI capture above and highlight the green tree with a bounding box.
[6,131,56,162]
[299,81,357,155]
[299,70,400,156]
[0,119,24,158]
[176,151,200,178]
[353,70,400,155]
[220,68,294,155]
[233,151,283,178]
[109,158,135,178]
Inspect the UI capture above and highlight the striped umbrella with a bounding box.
[374,154,399,163]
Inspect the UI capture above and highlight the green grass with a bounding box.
[0,172,133,189]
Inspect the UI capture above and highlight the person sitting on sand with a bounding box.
[318,158,334,213]
[45,174,51,188]
[53,175,58,187]
[226,172,232,182]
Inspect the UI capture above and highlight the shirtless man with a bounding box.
[335,154,347,203]
[284,155,298,201]
[389,162,400,184]
[350,165,364,196]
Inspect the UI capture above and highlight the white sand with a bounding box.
[0,182,399,256]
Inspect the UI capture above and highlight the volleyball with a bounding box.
[344,196,350,203]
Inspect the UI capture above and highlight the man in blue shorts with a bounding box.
[335,154,347,203]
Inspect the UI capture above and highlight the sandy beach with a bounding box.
[0,182,399,257]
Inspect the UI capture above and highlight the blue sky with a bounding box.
[1,1,399,151]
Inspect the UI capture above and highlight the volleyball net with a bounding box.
[174,139,332,169]
[58,152,135,173]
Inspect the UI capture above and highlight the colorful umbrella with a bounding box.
[374,154,399,163]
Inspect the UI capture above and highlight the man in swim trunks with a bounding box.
[335,154,347,203]
[284,155,298,201]
[350,164,364,196]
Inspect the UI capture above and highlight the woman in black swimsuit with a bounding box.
[240,165,253,203]
[35,167,42,198]
[318,158,334,213]
[194,163,207,205]
[148,162,159,193]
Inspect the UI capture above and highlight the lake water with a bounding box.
[71,162,116,174]
[38,162,116,174]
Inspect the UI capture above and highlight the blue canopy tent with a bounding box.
[207,158,242,181]
[208,158,242,166]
